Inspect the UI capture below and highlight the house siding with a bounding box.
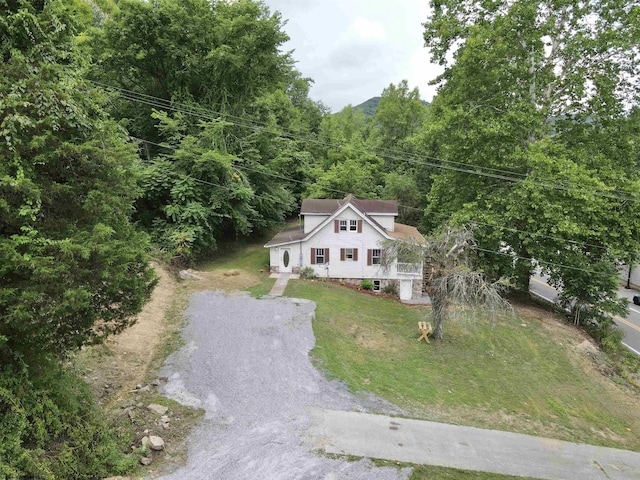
[302,206,389,279]
[266,200,423,300]
[303,214,327,233]
[369,214,395,231]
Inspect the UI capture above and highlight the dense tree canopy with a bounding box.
[1,1,156,476]
[421,0,640,323]
[0,0,156,364]
[88,0,324,260]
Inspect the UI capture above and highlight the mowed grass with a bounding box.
[285,279,640,451]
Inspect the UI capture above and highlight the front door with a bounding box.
[280,248,292,273]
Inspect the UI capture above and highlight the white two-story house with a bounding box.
[264,194,425,300]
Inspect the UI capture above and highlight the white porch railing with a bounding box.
[396,263,422,275]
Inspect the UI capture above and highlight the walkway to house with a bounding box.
[268,273,299,296]
[401,294,431,305]
[311,409,640,480]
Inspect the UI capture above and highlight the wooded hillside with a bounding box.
[1,0,639,477]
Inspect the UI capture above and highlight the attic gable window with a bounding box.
[339,220,347,231]
[349,220,357,231]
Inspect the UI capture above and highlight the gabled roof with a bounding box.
[301,194,397,215]
[265,194,424,248]
[264,225,305,247]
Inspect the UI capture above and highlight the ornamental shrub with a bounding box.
[360,280,374,291]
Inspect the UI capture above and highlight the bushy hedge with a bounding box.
[0,362,135,479]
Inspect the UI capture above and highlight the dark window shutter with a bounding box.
[357,220,362,233]
[340,248,345,261]
[367,249,372,266]
[311,248,316,264]
[325,248,330,263]
[335,220,339,233]
[353,248,358,261]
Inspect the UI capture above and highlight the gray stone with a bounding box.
[140,457,152,466]
[147,403,169,415]
[179,270,203,280]
[149,435,165,451]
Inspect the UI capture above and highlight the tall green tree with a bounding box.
[1,0,156,365]
[1,1,155,476]
[94,0,296,145]
[371,80,427,154]
[422,0,640,324]
[90,0,322,259]
[139,111,294,262]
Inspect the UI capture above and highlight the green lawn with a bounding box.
[285,279,640,451]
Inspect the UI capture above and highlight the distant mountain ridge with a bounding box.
[353,97,381,116]
[352,96,429,117]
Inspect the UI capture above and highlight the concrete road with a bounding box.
[529,274,640,356]
[312,409,640,480]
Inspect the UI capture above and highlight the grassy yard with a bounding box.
[194,236,640,478]
[285,279,640,452]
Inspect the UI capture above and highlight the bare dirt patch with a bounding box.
[78,262,177,406]
[181,268,260,293]
[75,263,206,475]
[349,323,403,353]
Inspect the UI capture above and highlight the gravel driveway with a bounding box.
[157,291,410,480]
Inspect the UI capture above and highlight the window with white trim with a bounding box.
[345,248,354,260]
[349,220,358,231]
[372,249,381,265]
[373,280,381,292]
[339,220,347,231]
[315,248,325,264]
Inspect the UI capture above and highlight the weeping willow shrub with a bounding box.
[382,225,511,339]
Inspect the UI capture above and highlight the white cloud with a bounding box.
[351,16,386,40]
[263,0,441,111]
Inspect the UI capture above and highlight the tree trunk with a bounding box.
[514,244,533,292]
[430,288,447,340]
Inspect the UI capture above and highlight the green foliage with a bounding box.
[1,0,156,364]
[136,112,295,263]
[360,279,374,291]
[421,0,640,324]
[93,0,296,144]
[89,0,321,259]
[382,281,399,296]
[309,81,430,225]
[287,279,640,450]
[371,80,428,153]
[583,311,626,355]
[299,266,316,279]
[0,362,136,479]
[353,96,380,117]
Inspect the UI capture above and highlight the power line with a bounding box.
[475,247,613,276]
[94,81,640,202]
[128,135,640,272]
[129,136,638,258]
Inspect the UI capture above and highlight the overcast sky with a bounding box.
[262,0,443,113]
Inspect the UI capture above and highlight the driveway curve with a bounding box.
[157,291,409,480]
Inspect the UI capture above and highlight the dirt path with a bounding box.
[80,262,177,406]
[109,262,177,400]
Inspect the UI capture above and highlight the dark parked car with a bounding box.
[633,295,640,306]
